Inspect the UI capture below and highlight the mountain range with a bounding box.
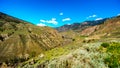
[56,16,120,38]
[56,18,107,32]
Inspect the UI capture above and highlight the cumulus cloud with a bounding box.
[95,18,103,20]
[62,18,71,22]
[37,23,46,26]
[40,18,58,25]
[60,12,63,16]
[87,14,97,19]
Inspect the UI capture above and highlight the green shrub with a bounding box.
[102,42,120,68]
[0,27,3,31]
[101,43,109,48]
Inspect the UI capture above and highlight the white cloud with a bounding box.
[60,12,63,16]
[92,15,97,17]
[62,18,71,22]
[40,18,58,25]
[95,18,103,20]
[87,14,97,19]
[40,20,46,23]
[67,23,71,25]
[117,13,120,16]
[46,18,58,25]
[37,23,46,26]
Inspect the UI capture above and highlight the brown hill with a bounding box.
[81,16,120,38]
[0,12,63,64]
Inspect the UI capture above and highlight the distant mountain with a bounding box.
[56,19,107,32]
[0,12,63,64]
[81,16,120,37]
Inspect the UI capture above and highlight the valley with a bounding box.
[0,12,120,68]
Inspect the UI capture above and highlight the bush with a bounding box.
[101,43,109,48]
[102,42,120,68]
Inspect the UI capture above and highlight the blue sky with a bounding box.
[0,0,120,27]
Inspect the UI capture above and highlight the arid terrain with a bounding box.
[0,12,120,68]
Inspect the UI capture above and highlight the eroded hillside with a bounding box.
[0,12,63,64]
[81,16,120,38]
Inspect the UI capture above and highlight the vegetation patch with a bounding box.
[100,42,120,68]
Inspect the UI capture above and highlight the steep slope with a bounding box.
[56,19,107,32]
[81,16,120,38]
[0,12,63,64]
[80,25,100,36]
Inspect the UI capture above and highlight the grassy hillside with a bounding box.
[19,38,120,68]
[0,12,63,65]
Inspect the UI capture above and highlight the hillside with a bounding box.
[0,12,63,65]
[81,16,120,38]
